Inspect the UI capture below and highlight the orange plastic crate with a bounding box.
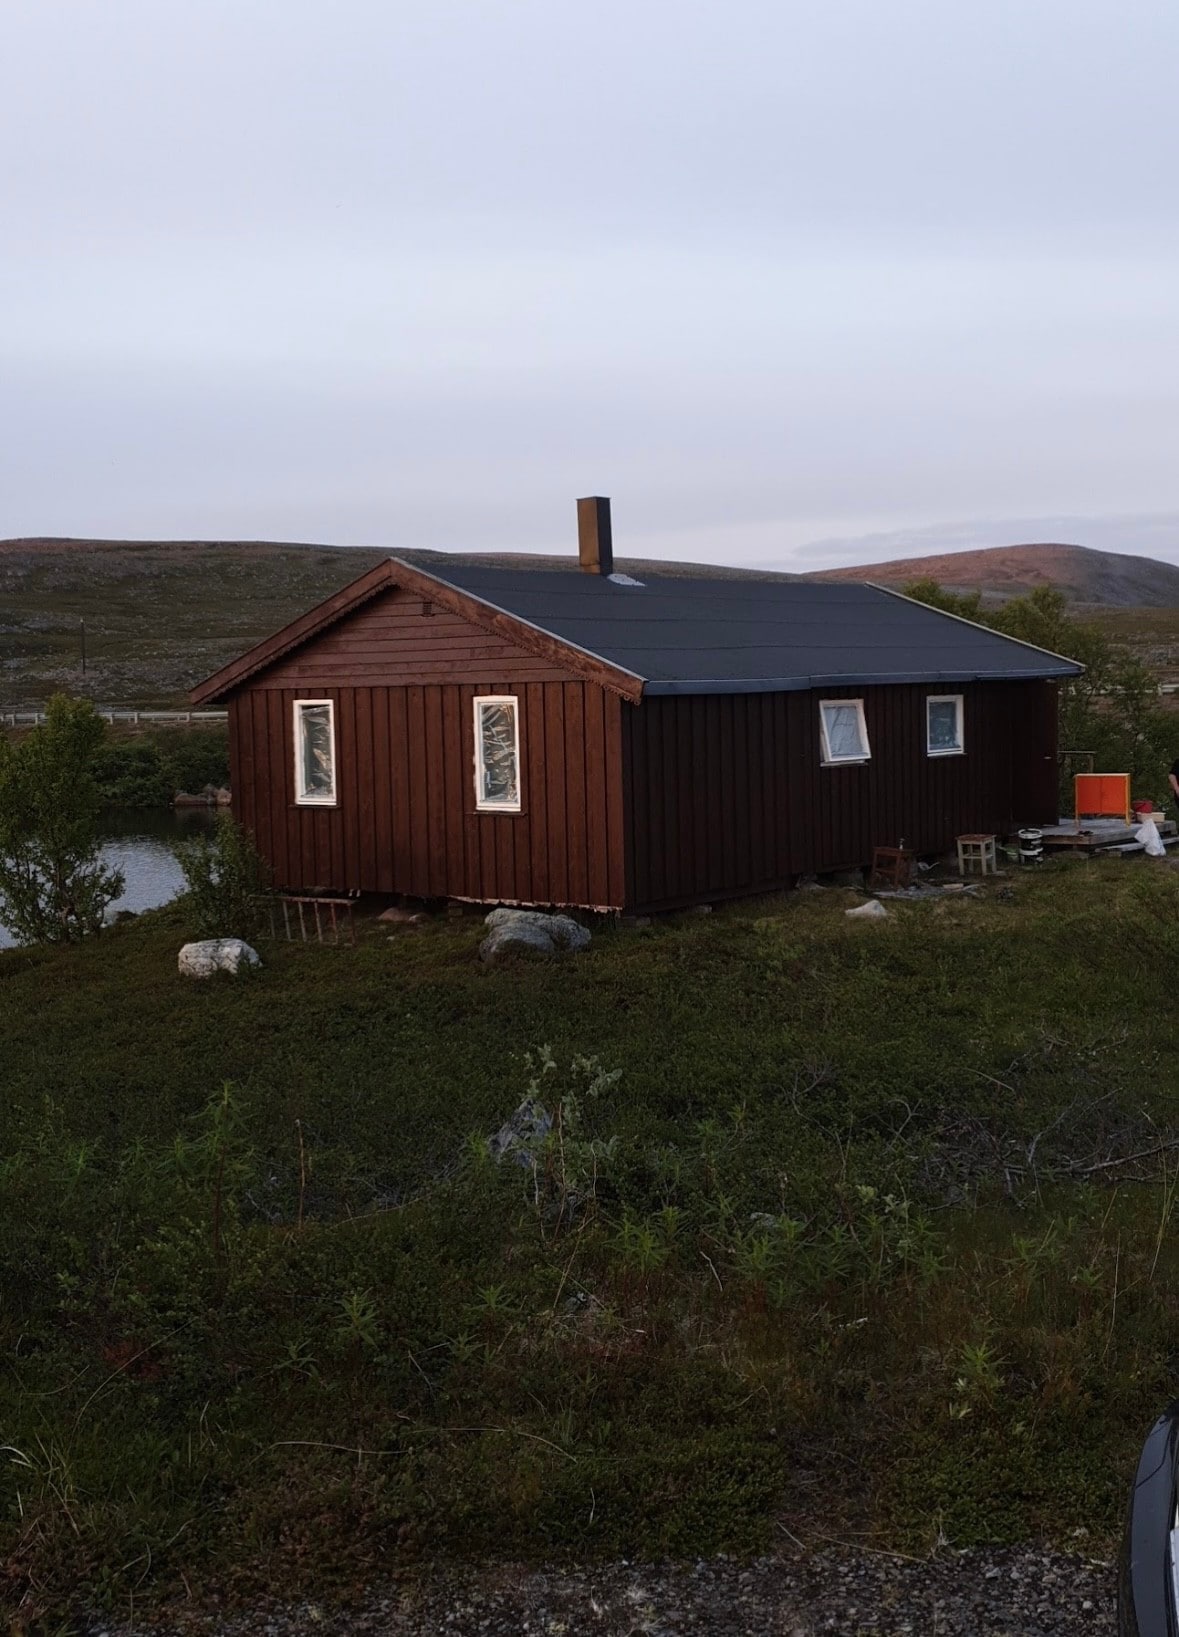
[1074,773,1131,822]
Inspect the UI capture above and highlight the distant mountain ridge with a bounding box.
[809,541,1179,609]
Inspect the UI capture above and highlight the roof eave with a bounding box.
[385,559,645,701]
[867,582,1089,673]
[642,666,1082,696]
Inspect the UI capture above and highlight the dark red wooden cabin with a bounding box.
[192,500,1082,914]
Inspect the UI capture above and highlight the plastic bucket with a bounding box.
[1018,828,1043,864]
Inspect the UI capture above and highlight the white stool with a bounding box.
[957,834,997,876]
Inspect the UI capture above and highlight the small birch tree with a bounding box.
[0,695,124,944]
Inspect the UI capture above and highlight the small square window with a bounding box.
[927,695,965,756]
[819,699,870,764]
[474,696,521,812]
[294,699,337,805]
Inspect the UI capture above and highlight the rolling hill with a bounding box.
[810,541,1179,609]
[4,535,1179,711]
[0,537,796,709]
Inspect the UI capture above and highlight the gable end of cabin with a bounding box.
[224,582,629,910]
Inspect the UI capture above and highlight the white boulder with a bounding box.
[178,938,262,977]
[480,907,591,962]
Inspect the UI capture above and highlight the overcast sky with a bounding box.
[3,0,1178,569]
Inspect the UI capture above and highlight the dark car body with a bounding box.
[1119,1403,1179,1635]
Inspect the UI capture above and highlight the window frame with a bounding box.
[818,698,871,766]
[926,693,965,758]
[473,694,523,814]
[293,698,338,807]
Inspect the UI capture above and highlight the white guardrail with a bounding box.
[3,709,228,727]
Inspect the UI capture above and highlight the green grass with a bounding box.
[4,861,1179,1618]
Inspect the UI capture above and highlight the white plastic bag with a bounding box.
[846,899,888,919]
[1136,819,1166,858]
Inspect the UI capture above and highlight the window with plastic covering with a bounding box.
[474,696,522,812]
[819,699,870,765]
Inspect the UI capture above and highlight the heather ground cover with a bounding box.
[3,859,1178,1621]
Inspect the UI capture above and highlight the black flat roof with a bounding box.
[413,563,1084,694]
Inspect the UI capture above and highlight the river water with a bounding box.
[0,807,217,949]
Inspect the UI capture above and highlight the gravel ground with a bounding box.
[96,1545,1115,1636]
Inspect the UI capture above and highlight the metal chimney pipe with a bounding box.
[577,496,613,576]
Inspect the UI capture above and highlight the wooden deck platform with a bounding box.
[1038,817,1178,854]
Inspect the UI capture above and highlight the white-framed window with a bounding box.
[926,694,965,756]
[819,698,871,765]
[293,699,337,805]
[474,695,522,812]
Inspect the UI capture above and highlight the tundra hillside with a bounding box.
[3,861,1179,1618]
[5,537,1179,708]
[0,538,795,710]
[0,539,387,709]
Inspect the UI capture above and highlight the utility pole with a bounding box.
[80,620,86,677]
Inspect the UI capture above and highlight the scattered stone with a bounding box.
[480,907,591,962]
[98,1544,1114,1636]
[178,939,261,977]
[845,899,888,920]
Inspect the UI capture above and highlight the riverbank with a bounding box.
[2,859,1175,1620]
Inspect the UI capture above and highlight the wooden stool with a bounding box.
[869,846,914,889]
[957,833,997,875]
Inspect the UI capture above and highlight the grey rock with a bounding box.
[177,938,261,977]
[480,920,560,961]
[480,908,591,962]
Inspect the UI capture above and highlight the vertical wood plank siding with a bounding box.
[621,680,1060,913]
[228,587,626,908]
[229,581,1061,914]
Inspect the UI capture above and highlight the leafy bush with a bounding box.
[91,736,174,807]
[92,725,230,807]
[903,580,1174,803]
[174,812,271,938]
[159,725,231,795]
[0,694,125,943]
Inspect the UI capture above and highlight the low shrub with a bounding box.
[5,867,1179,1612]
[174,812,271,938]
[93,726,230,807]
